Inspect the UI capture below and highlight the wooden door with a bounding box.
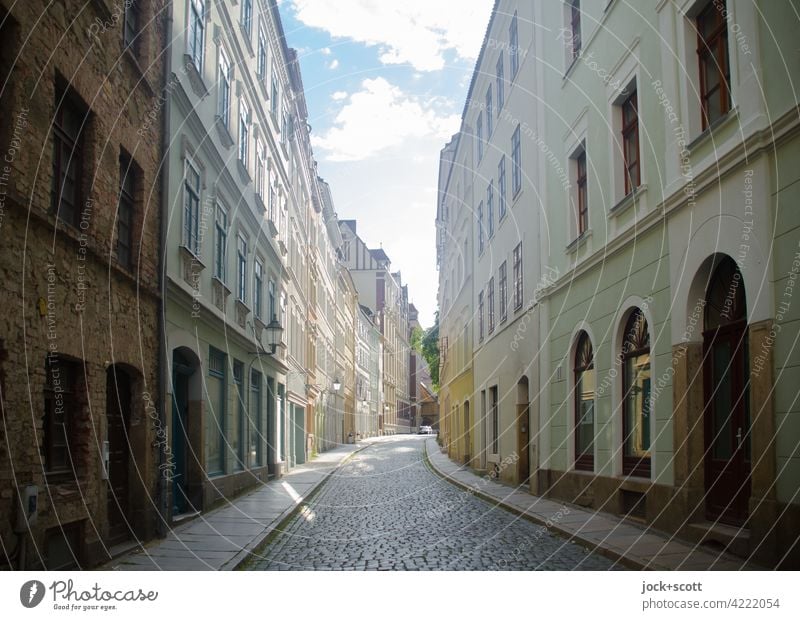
[106,368,131,545]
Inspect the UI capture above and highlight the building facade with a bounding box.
[0,0,165,567]
[439,0,800,567]
[162,0,325,519]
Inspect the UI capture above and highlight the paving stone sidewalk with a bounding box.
[103,441,367,570]
[425,439,756,570]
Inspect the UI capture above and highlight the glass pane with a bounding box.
[206,375,223,473]
[712,339,733,460]
[624,352,651,457]
[576,368,595,457]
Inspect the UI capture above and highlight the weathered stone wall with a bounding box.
[0,0,165,568]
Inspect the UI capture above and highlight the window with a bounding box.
[257,26,268,81]
[487,181,494,238]
[281,106,292,144]
[254,258,263,319]
[511,125,521,196]
[214,203,227,280]
[188,0,205,73]
[488,277,495,334]
[490,386,499,454]
[476,112,484,161]
[574,332,595,471]
[218,47,232,128]
[576,149,588,236]
[250,370,263,467]
[43,358,81,476]
[241,0,252,39]
[499,261,508,323]
[697,0,731,129]
[208,347,226,475]
[498,156,507,220]
[268,279,276,320]
[621,90,640,194]
[238,98,250,166]
[270,77,279,118]
[117,154,135,269]
[236,234,247,302]
[478,291,484,342]
[570,0,581,61]
[513,242,523,310]
[255,139,265,199]
[485,86,493,136]
[123,0,141,53]
[477,201,484,254]
[183,160,200,254]
[52,86,86,227]
[232,360,245,471]
[510,11,520,78]
[621,309,651,478]
[496,55,504,112]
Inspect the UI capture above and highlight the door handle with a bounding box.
[736,427,742,449]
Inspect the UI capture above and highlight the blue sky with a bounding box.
[278,0,495,327]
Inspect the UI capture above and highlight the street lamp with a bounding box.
[332,378,341,392]
[265,314,284,355]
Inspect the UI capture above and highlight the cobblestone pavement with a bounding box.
[248,436,619,570]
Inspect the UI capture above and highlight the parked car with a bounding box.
[418,425,433,435]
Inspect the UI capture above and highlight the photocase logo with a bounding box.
[20,580,45,608]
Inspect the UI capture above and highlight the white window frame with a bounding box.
[218,46,232,128]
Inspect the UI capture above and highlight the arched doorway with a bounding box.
[703,256,751,524]
[106,365,133,545]
[517,376,530,485]
[171,348,201,516]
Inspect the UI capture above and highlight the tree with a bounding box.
[413,312,439,391]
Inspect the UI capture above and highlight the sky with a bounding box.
[278,0,495,328]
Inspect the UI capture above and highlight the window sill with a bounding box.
[122,47,155,96]
[609,184,647,217]
[212,276,231,312]
[686,107,739,153]
[215,116,235,149]
[236,158,251,184]
[235,298,251,329]
[258,78,270,104]
[182,54,208,98]
[511,187,523,206]
[240,24,255,58]
[180,245,205,289]
[565,229,592,254]
[563,54,581,82]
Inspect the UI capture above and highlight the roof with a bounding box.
[370,248,390,263]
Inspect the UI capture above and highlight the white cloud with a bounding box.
[312,78,459,162]
[321,47,332,55]
[327,58,340,70]
[331,90,348,101]
[290,0,493,72]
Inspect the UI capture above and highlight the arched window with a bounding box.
[574,331,594,471]
[622,309,651,477]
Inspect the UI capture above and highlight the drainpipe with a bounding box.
[156,0,174,538]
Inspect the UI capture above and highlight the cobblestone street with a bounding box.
[248,437,618,570]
